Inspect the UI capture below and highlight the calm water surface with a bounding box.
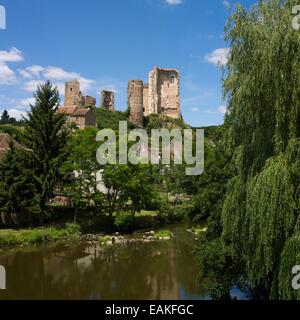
[0,224,211,300]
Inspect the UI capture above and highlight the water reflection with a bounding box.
[0,225,208,300]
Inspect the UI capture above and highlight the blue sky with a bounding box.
[0,0,255,127]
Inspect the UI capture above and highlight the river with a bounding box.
[0,224,248,300]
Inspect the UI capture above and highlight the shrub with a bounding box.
[64,223,81,237]
[114,211,135,232]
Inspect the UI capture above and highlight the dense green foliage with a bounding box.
[60,127,102,215]
[23,81,69,222]
[0,125,25,144]
[196,0,300,300]
[0,82,69,225]
[0,148,39,225]
[94,108,130,130]
[144,114,188,133]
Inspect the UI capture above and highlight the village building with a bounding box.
[57,106,96,129]
[57,81,97,129]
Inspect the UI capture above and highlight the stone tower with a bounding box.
[101,90,115,112]
[147,66,180,119]
[128,80,144,127]
[84,96,96,108]
[64,80,82,107]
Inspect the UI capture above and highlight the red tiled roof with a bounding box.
[70,109,90,117]
[57,106,77,115]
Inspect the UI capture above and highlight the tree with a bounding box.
[61,127,103,219]
[0,148,39,225]
[0,110,10,124]
[196,0,300,300]
[102,163,156,216]
[23,81,69,223]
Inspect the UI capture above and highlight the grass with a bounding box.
[0,223,81,247]
[98,236,112,245]
[154,230,173,239]
[136,210,159,217]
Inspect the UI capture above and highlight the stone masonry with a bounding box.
[101,90,115,112]
[64,81,96,108]
[128,80,144,127]
[128,66,181,125]
[147,66,180,119]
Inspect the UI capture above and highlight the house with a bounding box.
[57,107,97,129]
[69,108,97,129]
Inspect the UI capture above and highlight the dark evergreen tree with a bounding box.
[23,81,69,223]
[0,110,10,124]
[0,148,39,225]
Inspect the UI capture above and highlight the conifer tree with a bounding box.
[23,81,69,223]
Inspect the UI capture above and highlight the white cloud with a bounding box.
[0,108,27,120]
[19,65,44,78]
[206,105,227,115]
[191,107,199,112]
[218,105,227,114]
[205,48,230,67]
[79,77,95,92]
[0,62,17,84]
[20,98,35,106]
[20,65,95,93]
[23,80,43,92]
[0,47,23,63]
[165,0,182,5]
[43,66,79,81]
[0,47,24,85]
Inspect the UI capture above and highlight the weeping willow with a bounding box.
[218,0,300,299]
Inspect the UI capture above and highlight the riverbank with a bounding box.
[0,223,82,247]
[0,224,176,248]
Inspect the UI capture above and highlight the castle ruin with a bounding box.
[129,66,181,126]
[128,80,144,127]
[101,90,115,112]
[64,80,96,108]
[61,66,181,128]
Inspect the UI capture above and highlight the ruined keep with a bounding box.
[128,67,181,125]
[146,66,180,119]
[101,90,115,112]
[64,81,82,108]
[64,81,96,108]
[128,80,144,127]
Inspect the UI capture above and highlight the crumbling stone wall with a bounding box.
[84,96,96,108]
[143,84,149,116]
[148,66,180,119]
[64,81,82,107]
[64,81,96,109]
[101,90,115,112]
[128,80,144,127]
